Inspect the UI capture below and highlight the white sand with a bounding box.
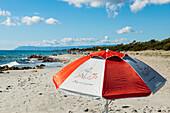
[0,51,169,113]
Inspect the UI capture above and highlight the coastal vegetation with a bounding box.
[77,38,170,51]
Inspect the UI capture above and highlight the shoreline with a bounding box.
[0,50,169,113]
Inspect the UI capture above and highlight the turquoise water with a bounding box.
[0,50,67,68]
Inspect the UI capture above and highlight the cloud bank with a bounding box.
[0,8,61,26]
[21,16,61,25]
[0,8,11,16]
[62,0,170,17]
[0,17,16,26]
[17,37,129,47]
[22,16,44,25]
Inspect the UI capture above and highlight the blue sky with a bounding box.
[0,0,170,50]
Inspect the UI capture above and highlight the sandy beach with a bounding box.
[0,50,170,113]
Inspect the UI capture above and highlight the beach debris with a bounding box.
[115,109,121,112]
[64,95,67,97]
[28,77,31,81]
[32,67,36,69]
[7,85,11,88]
[40,64,45,67]
[30,70,37,72]
[39,93,43,95]
[72,53,76,55]
[132,109,137,112]
[158,109,162,112]
[36,65,44,69]
[2,71,10,74]
[84,108,89,112]
[122,105,130,108]
[53,54,57,56]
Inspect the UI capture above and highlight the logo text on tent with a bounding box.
[136,65,151,76]
[75,67,98,80]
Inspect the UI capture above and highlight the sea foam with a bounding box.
[0,61,20,67]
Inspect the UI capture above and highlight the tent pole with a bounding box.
[105,99,108,113]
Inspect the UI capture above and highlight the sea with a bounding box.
[0,50,68,68]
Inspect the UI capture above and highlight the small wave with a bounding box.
[0,56,6,59]
[0,61,20,67]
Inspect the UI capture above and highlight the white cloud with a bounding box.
[116,26,134,34]
[21,16,60,25]
[0,17,16,26]
[0,9,60,26]
[60,38,96,46]
[90,1,104,7]
[60,38,74,45]
[45,18,61,24]
[43,40,59,46]
[116,26,143,34]
[106,3,119,18]
[105,36,109,40]
[96,36,128,45]
[130,0,149,12]
[17,37,129,47]
[130,0,170,12]
[62,0,170,17]
[21,16,44,25]
[17,41,42,47]
[150,0,170,4]
[62,0,130,17]
[0,8,11,16]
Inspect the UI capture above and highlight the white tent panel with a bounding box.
[59,58,105,99]
[123,56,166,94]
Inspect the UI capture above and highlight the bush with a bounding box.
[78,38,170,51]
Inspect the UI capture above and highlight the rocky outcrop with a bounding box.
[27,54,63,63]
[0,64,44,72]
[40,64,45,67]
[36,65,44,69]
[42,57,59,62]
[28,54,42,59]
[0,54,65,73]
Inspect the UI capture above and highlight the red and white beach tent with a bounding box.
[53,50,166,112]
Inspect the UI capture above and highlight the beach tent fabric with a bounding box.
[53,50,166,100]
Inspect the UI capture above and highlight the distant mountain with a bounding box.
[14,45,114,50]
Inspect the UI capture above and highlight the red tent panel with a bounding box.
[53,56,90,89]
[102,57,152,99]
[90,50,125,59]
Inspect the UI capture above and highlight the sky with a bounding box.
[0,0,170,50]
